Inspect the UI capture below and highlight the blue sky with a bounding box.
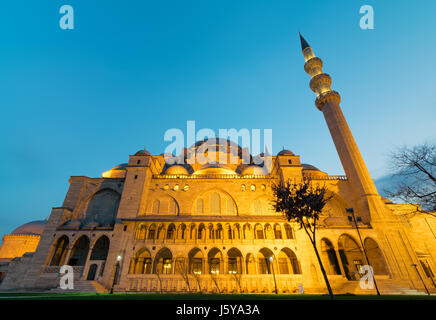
[0,0,435,238]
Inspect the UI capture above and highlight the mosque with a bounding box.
[0,35,435,294]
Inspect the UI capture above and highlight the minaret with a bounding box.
[299,33,385,221]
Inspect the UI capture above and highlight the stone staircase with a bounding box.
[48,280,108,293]
[332,279,431,295]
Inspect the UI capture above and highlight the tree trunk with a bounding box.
[311,241,334,299]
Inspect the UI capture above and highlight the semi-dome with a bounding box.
[242,165,268,175]
[164,165,189,175]
[277,149,295,156]
[11,220,47,235]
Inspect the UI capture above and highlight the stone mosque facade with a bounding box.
[0,36,435,294]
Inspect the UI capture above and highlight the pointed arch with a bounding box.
[321,238,341,275]
[338,234,365,280]
[49,235,69,266]
[364,237,389,275]
[68,235,90,266]
[90,235,110,261]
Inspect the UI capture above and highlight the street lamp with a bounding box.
[411,264,430,296]
[346,208,380,295]
[110,255,122,294]
[269,256,278,294]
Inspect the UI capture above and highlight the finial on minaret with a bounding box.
[299,32,310,50]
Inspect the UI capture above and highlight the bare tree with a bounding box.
[192,271,203,293]
[385,143,436,216]
[272,179,334,299]
[210,272,221,293]
[175,257,191,292]
[230,272,242,293]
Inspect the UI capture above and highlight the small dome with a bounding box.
[102,163,128,178]
[111,163,127,171]
[11,220,47,235]
[164,165,189,175]
[277,149,295,156]
[135,149,151,156]
[302,163,321,171]
[242,165,268,175]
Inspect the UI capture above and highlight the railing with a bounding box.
[43,266,84,274]
[308,175,348,181]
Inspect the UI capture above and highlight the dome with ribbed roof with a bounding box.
[11,220,47,235]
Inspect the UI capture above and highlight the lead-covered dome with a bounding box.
[102,163,128,178]
[164,165,189,175]
[242,165,268,175]
[277,149,295,156]
[11,220,47,235]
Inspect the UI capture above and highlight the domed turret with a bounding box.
[277,149,295,156]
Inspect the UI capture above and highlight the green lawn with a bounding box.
[0,292,434,300]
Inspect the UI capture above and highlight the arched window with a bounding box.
[135,224,147,240]
[227,248,243,274]
[210,193,221,214]
[215,224,223,239]
[208,224,214,240]
[188,248,203,274]
[197,224,205,240]
[153,248,173,274]
[152,200,160,214]
[178,224,186,240]
[254,224,264,240]
[131,248,152,274]
[284,224,294,239]
[274,224,282,239]
[226,199,235,214]
[208,248,222,274]
[196,199,204,214]
[167,224,176,239]
[148,224,156,240]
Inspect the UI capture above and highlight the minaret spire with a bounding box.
[299,34,386,221]
[299,32,310,50]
